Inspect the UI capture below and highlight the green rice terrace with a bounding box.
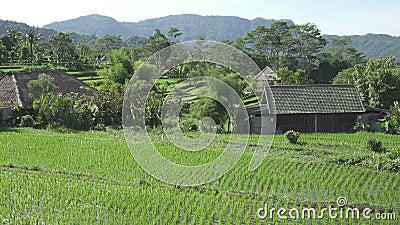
[0,128,399,224]
[66,70,104,86]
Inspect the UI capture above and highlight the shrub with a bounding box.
[285,130,300,144]
[33,92,94,131]
[330,155,367,166]
[367,137,385,153]
[179,118,198,132]
[385,161,400,173]
[386,148,400,160]
[352,122,370,132]
[378,101,400,134]
[19,115,34,127]
[92,81,124,127]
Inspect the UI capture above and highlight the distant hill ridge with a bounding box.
[44,14,293,41]
[323,34,400,60]
[0,19,57,38]
[1,14,400,60]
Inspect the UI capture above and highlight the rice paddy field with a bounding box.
[0,128,399,224]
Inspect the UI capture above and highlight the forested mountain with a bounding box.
[0,19,57,38]
[0,19,99,45]
[44,14,293,41]
[324,34,400,60]
[1,15,400,59]
[44,15,131,38]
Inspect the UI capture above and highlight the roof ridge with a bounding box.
[269,84,356,88]
[261,84,365,114]
[11,74,23,108]
[8,69,91,88]
[353,84,365,112]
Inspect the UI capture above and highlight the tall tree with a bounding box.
[244,22,327,73]
[6,29,22,49]
[0,40,7,64]
[95,35,123,55]
[276,67,309,85]
[310,37,366,84]
[290,23,327,73]
[0,34,14,52]
[24,29,41,63]
[6,30,22,62]
[124,35,147,48]
[98,48,134,84]
[329,37,365,65]
[334,57,400,109]
[49,32,76,66]
[76,43,91,60]
[266,21,292,68]
[167,27,183,43]
[34,41,52,65]
[243,25,270,68]
[145,29,170,55]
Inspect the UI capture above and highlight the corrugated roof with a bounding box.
[249,85,365,114]
[0,69,92,109]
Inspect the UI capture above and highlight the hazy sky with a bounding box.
[2,0,399,36]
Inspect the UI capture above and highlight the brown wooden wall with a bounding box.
[276,114,314,133]
[275,113,358,133]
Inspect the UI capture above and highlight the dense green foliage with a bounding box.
[378,101,400,134]
[285,130,300,144]
[92,81,124,127]
[98,48,134,83]
[27,73,59,100]
[26,73,124,130]
[367,137,385,153]
[334,57,400,109]
[0,129,398,224]
[30,91,94,130]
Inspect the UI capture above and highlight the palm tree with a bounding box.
[6,30,23,63]
[24,29,41,63]
[7,29,22,42]
[7,29,22,49]
[167,27,183,43]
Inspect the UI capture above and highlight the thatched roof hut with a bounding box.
[0,69,92,120]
